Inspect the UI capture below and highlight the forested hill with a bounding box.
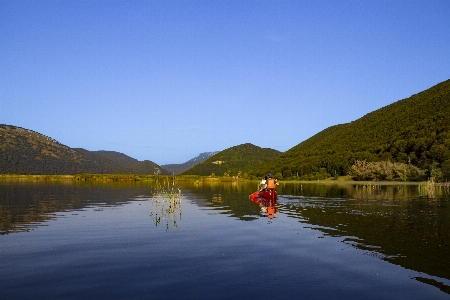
[0,125,169,175]
[73,149,169,175]
[90,150,140,166]
[255,79,450,181]
[182,143,281,177]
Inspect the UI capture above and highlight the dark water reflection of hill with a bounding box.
[286,185,450,287]
[1,180,450,294]
[0,181,154,234]
[179,180,450,291]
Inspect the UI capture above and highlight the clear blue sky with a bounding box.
[1,1,449,165]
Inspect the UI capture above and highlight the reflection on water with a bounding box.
[178,180,450,289]
[147,180,182,230]
[280,193,450,279]
[0,180,154,234]
[249,191,277,219]
[178,180,263,221]
[1,179,450,297]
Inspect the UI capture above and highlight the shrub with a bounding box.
[349,160,426,181]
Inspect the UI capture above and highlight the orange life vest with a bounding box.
[267,178,276,189]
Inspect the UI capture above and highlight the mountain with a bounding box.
[0,125,169,175]
[0,125,102,174]
[129,160,169,175]
[255,79,450,181]
[4,79,449,179]
[71,148,132,173]
[90,150,140,166]
[162,152,219,175]
[182,143,281,177]
[83,150,168,174]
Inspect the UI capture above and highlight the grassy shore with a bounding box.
[0,174,158,182]
[0,173,438,185]
[0,174,251,183]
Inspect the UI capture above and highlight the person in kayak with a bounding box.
[259,176,268,191]
[266,173,278,190]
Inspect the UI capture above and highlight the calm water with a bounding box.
[1,180,449,299]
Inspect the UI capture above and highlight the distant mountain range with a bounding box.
[1,79,449,180]
[0,124,221,175]
[162,152,218,175]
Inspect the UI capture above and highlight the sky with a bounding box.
[1,1,449,165]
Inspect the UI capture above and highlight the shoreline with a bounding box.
[0,174,438,186]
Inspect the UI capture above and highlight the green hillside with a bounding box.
[0,125,103,174]
[255,79,450,181]
[0,125,169,175]
[88,150,170,175]
[130,160,170,175]
[91,150,140,166]
[3,79,449,179]
[182,143,281,177]
[71,148,132,173]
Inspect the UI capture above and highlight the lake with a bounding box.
[1,179,449,299]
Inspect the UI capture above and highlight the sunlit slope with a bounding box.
[256,79,450,179]
[0,125,113,174]
[0,125,169,175]
[182,143,281,176]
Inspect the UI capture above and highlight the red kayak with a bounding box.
[249,189,278,202]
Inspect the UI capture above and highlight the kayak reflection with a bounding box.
[249,190,277,219]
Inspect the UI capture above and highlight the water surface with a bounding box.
[1,180,449,299]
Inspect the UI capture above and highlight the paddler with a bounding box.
[259,176,267,191]
[266,173,278,191]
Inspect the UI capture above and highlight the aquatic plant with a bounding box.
[149,177,182,230]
